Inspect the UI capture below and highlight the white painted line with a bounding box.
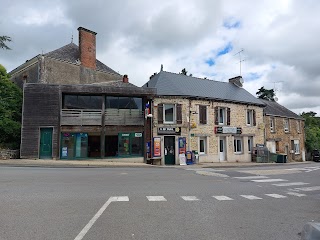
[240,195,262,200]
[181,196,200,201]
[213,196,233,201]
[252,179,288,183]
[293,186,320,192]
[272,182,309,187]
[265,194,287,199]
[146,196,167,201]
[286,192,306,197]
[234,176,269,179]
[74,196,127,240]
[109,196,129,202]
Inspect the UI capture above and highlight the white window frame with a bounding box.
[270,117,275,132]
[234,137,243,154]
[163,104,176,124]
[284,118,289,132]
[294,140,300,154]
[246,109,253,126]
[248,137,253,153]
[199,137,207,155]
[218,107,226,125]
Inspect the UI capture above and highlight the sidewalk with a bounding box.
[0,159,314,168]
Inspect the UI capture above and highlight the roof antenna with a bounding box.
[71,31,73,43]
[234,49,245,75]
[160,64,163,72]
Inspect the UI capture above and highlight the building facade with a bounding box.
[262,99,306,162]
[144,71,266,165]
[10,27,155,161]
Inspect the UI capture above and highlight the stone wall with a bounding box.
[0,149,20,159]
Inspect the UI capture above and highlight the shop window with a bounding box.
[199,137,207,154]
[199,105,207,124]
[118,132,143,157]
[61,132,88,159]
[234,137,242,153]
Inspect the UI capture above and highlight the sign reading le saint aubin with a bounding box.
[158,127,181,135]
[215,126,242,134]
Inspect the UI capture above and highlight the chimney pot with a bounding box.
[229,76,243,87]
[123,74,129,83]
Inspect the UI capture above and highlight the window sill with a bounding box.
[234,152,243,155]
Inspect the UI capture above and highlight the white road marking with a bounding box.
[265,194,287,199]
[286,192,306,197]
[240,195,262,200]
[181,196,200,201]
[213,196,233,201]
[292,186,320,192]
[252,179,288,183]
[272,182,309,187]
[196,171,229,177]
[74,196,127,240]
[146,196,167,201]
[234,176,269,179]
[109,196,129,201]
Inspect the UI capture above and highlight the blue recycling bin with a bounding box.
[186,151,193,165]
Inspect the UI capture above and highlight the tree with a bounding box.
[256,86,276,101]
[301,111,320,153]
[0,64,23,149]
[179,68,192,77]
[0,36,12,50]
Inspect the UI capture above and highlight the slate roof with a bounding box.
[44,43,120,75]
[260,99,303,119]
[143,71,265,106]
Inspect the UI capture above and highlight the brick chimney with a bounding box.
[229,76,243,87]
[78,27,97,70]
[123,74,129,83]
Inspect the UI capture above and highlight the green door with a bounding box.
[164,136,175,165]
[40,128,53,159]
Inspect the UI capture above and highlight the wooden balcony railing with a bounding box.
[61,109,102,126]
[105,109,144,126]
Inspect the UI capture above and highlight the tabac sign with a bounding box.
[215,126,242,134]
[158,127,181,135]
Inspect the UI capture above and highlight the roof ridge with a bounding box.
[161,70,227,84]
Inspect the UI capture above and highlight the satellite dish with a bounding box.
[274,97,278,102]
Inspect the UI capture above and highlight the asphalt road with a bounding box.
[0,163,319,240]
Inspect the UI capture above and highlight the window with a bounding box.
[284,118,289,132]
[63,95,102,109]
[270,117,275,132]
[106,96,142,110]
[234,137,242,153]
[199,137,207,154]
[199,105,207,124]
[248,137,253,153]
[157,104,182,124]
[118,132,143,156]
[215,107,230,125]
[164,104,175,123]
[246,109,256,126]
[297,120,301,133]
[294,140,300,154]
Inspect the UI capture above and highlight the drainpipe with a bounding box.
[188,99,191,151]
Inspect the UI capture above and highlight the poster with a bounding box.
[179,154,186,165]
[153,137,161,157]
[62,147,68,157]
[178,137,186,154]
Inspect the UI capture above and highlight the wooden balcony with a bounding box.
[61,109,102,126]
[61,109,144,126]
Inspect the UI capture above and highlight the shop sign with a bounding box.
[121,133,130,137]
[135,133,143,137]
[158,127,181,135]
[215,126,242,134]
[153,137,161,157]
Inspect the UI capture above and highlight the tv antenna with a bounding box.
[234,49,245,75]
[71,31,73,43]
[272,81,283,101]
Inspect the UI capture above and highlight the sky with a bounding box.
[1,0,319,115]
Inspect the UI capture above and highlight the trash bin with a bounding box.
[186,151,193,165]
[276,154,287,163]
[192,150,199,164]
[312,150,320,162]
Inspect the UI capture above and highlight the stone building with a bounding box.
[9,27,155,161]
[143,71,266,165]
[261,99,305,162]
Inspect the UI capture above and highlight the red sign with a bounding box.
[153,137,161,157]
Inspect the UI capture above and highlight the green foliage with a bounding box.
[0,64,22,149]
[0,36,12,50]
[301,111,320,152]
[256,86,276,101]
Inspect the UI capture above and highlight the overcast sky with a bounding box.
[1,0,319,115]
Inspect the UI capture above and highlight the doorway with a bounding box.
[88,136,101,158]
[164,136,175,165]
[219,137,226,162]
[105,135,118,157]
[39,128,53,159]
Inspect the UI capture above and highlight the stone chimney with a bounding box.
[229,76,243,87]
[78,27,97,70]
[123,74,129,83]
